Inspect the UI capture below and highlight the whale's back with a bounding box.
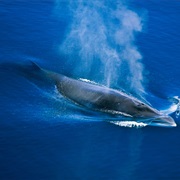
[55,75,131,114]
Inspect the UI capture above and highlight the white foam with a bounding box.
[161,96,180,117]
[161,104,178,115]
[110,121,148,128]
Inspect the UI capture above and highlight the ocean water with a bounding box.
[0,0,180,179]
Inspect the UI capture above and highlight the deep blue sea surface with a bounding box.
[0,0,180,179]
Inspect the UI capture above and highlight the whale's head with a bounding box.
[124,98,177,127]
[137,115,177,127]
[123,98,160,117]
[147,115,176,127]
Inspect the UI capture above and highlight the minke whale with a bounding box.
[29,62,177,127]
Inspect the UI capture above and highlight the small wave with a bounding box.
[110,121,148,128]
[161,96,180,118]
[161,104,178,115]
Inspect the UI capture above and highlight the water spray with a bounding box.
[58,0,145,96]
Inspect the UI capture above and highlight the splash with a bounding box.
[161,96,180,118]
[58,0,145,95]
[110,121,147,128]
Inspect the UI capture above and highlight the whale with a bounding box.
[27,62,177,127]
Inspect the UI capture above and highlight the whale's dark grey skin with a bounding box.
[31,62,176,127]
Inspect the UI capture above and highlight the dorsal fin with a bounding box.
[30,61,41,71]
